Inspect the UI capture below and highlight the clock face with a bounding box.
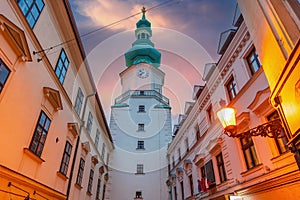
[136,67,149,79]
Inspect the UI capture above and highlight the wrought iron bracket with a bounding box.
[224,119,285,138]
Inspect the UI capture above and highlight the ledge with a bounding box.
[240,163,263,177]
[86,191,92,196]
[23,148,45,164]
[56,171,68,181]
[74,183,82,190]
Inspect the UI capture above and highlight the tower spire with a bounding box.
[141,7,146,20]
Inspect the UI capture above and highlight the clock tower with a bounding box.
[109,8,172,200]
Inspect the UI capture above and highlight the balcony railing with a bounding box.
[115,90,169,105]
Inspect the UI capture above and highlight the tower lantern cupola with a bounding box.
[125,7,161,67]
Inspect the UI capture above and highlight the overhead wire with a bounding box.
[33,0,179,55]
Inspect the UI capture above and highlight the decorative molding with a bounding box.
[0,14,32,61]
[99,166,105,175]
[81,142,91,154]
[43,87,63,111]
[67,123,79,138]
[91,155,99,165]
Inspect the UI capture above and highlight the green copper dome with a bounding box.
[125,7,161,67]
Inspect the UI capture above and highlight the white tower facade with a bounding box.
[109,9,172,200]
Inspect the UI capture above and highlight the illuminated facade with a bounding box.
[167,6,300,200]
[0,0,113,199]
[237,0,300,168]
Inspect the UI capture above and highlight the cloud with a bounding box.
[71,0,170,31]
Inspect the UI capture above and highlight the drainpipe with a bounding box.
[66,92,96,200]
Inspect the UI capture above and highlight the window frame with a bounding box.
[29,111,51,157]
[96,178,101,200]
[86,111,93,134]
[76,158,85,186]
[267,111,288,155]
[54,48,69,84]
[138,105,145,112]
[17,0,45,28]
[240,135,259,170]
[188,174,194,196]
[95,129,100,148]
[216,152,227,183]
[136,191,142,198]
[138,123,145,131]
[136,164,144,174]
[137,140,145,149]
[0,58,11,94]
[225,75,238,101]
[246,47,261,75]
[87,169,94,194]
[59,141,72,176]
[74,87,84,116]
[101,144,106,160]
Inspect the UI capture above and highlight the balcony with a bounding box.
[115,90,169,105]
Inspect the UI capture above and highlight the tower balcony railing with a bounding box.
[115,90,169,105]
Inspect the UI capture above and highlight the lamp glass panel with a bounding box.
[217,108,236,128]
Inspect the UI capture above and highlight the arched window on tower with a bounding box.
[141,33,145,39]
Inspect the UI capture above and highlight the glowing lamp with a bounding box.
[217,107,284,138]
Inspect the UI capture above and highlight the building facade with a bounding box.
[109,9,172,200]
[167,7,300,200]
[237,0,300,167]
[0,0,113,199]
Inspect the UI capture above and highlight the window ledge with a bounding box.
[75,183,82,190]
[57,171,68,181]
[271,151,294,168]
[135,173,145,175]
[136,130,145,132]
[23,148,45,164]
[136,148,145,150]
[240,163,263,177]
[86,191,92,196]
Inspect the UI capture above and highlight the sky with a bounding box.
[69,0,237,126]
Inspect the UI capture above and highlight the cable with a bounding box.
[33,0,179,55]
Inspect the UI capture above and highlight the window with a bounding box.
[189,175,194,196]
[267,111,288,154]
[201,160,216,188]
[195,125,200,141]
[216,152,227,183]
[246,48,261,75]
[172,156,175,168]
[136,191,142,198]
[29,111,51,157]
[240,135,259,169]
[138,123,144,131]
[178,148,181,161]
[95,129,100,148]
[17,0,44,28]
[137,141,144,149]
[106,153,110,164]
[136,164,144,174]
[0,59,11,94]
[174,186,178,200]
[226,76,238,100]
[86,112,93,134]
[138,105,145,112]
[74,87,84,115]
[87,169,94,194]
[206,105,214,124]
[76,158,85,186]
[59,141,72,176]
[101,144,106,160]
[185,138,189,152]
[180,181,184,200]
[54,49,69,84]
[101,184,106,200]
[96,178,101,200]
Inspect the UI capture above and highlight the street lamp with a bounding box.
[217,107,285,138]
